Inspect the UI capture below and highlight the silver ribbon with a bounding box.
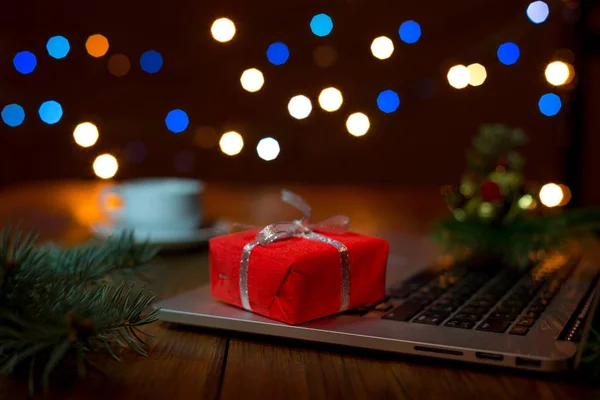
[239,190,351,313]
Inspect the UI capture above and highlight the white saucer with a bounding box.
[91,220,230,250]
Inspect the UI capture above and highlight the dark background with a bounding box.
[1,0,598,203]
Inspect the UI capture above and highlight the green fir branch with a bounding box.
[0,225,160,394]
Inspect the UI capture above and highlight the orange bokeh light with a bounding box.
[86,34,109,58]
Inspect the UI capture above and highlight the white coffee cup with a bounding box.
[99,178,204,231]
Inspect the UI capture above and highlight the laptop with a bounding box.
[155,241,600,372]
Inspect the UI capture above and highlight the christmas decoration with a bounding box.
[432,124,600,268]
[0,226,159,394]
[210,190,388,324]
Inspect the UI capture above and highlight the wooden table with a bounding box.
[0,181,595,400]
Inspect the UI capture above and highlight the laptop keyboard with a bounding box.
[370,260,575,335]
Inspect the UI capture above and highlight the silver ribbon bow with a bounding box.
[239,190,351,313]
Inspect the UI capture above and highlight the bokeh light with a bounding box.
[86,34,109,58]
[1,104,25,127]
[497,42,520,65]
[377,90,400,113]
[288,95,312,119]
[125,141,147,163]
[399,20,421,44]
[545,61,572,86]
[318,87,343,112]
[73,122,99,148]
[219,131,244,156]
[267,42,290,65]
[38,101,63,124]
[467,63,487,86]
[517,194,535,209]
[211,18,236,43]
[140,50,163,74]
[240,68,264,92]
[165,109,189,133]
[538,93,562,116]
[46,36,70,59]
[93,154,118,179]
[558,184,572,206]
[346,113,370,137]
[527,1,550,24]
[194,126,219,148]
[108,54,131,77]
[310,13,333,37]
[313,45,337,68]
[13,51,37,74]
[371,36,394,60]
[447,65,471,89]
[539,183,563,207]
[256,137,280,161]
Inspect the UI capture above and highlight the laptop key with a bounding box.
[527,305,545,314]
[509,326,529,336]
[517,318,535,327]
[454,312,481,322]
[477,319,511,333]
[413,312,450,325]
[429,304,457,313]
[382,301,425,322]
[445,319,475,329]
[489,312,517,321]
[461,306,489,315]
[523,311,541,319]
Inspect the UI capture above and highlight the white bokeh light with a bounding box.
[467,63,487,86]
[240,68,264,92]
[447,65,471,89]
[539,183,564,207]
[288,95,312,119]
[211,18,236,42]
[346,112,370,137]
[318,87,343,112]
[370,36,394,60]
[219,131,244,156]
[545,61,571,86]
[256,137,280,161]
[73,122,99,148]
[93,154,118,179]
[526,1,550,24]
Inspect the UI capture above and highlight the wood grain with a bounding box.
[0,181,597,399]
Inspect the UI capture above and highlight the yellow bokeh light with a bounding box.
[211,18,236,43]
[73,122,99,148]
[86,34,109,58]
[318,87,343,112]
[346,112,370,137]
[447,65,471,89]
[545,61,573,86]
[93,154,118,179]
[219,131,244,156]
[539,183,564,207]
[240,68,264,93]
[467,63,487,86]
[288,95,312,119]
[371,36,394,60]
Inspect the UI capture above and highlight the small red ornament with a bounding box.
[480,180,503,202]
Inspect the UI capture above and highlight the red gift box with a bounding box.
[209,191,388,325]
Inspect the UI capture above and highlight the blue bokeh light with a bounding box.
[38,101,63,124]
[377,90,400,113]
[497,42,520,65]
[13,51,37,74]
[1,104,25,127]
[46,36,70,59]
[538,93,561,116]
[165,109,189,133]
[399,21,421,44]
[527,1,549,24]
[140,50,163,74]
[310,14,333,37]
[266,42,290,65]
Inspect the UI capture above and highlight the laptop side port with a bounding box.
[475,352,504,361]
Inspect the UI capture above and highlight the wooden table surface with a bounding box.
[0,180,595,400]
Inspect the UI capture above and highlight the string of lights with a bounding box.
[0,1,578,187]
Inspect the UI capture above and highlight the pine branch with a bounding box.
[0,225,160,394]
